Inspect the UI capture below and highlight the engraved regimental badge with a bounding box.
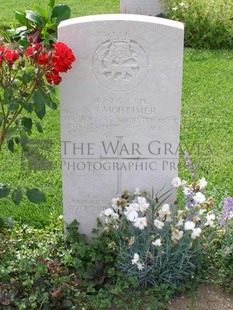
[93,34,148,92]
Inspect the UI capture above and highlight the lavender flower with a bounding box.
[219,197,233,226]
[184,151,197,178]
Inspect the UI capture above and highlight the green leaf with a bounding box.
[7,139,14,152]
[12,187,23,205]
[36,103,46,120]
[5,127,17,138]
[46,98,57,110]
[4,88,13,103]
[22,117,33,130]
[49,90,58,104]
[0,184,11,198]
[25,10,46,28]
[20,101,33,113]
[32,91,47,120]
[51,5,71,24]
[48,0,56,9]
[8,101,19,112]
[20,67,34,83]
[34,6,48,20]
[26,188,46,204]
[15,11,28,26]
[35,121,43,133]
[32,90,46,109]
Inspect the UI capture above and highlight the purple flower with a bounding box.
[219,197,233,226]
[183,152,197,179]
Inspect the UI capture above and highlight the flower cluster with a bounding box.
[219,196,233,226]
[0,46,19,66]
[0,41,75,86]
[0,40,76,151]
[100,177,218,276]
[25,42,75,84]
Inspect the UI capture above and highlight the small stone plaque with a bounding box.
[120,0,162,16]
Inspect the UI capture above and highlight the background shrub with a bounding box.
[205,223,233,291]
[162,0,233,49]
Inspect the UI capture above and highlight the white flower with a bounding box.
[111,197,120,210]
[199,209,205,215]
[137,262,144,270]
[154,219,164,230]
[130,202,140,212]
[184,221,195,230]
[131,253,140,265]
[152,238,162,247]
[171,177,181,188]
[205,214,215,227]
[101,208,119,224]
[172,229,184,240]
[179,2,185,7]
[193,192,206,204]
[58,215,63,220]
[131,253,144,270]
[176,218,184,227]
[124,206,138,222]
[181,180,187,187]
[133,217,147,230]
[135,196,150,213]
[104,208,115,217]
[137,196,147,204]
[198,178,208,190]
[191,228,202,239]
[159,204,170,220]
[183,187,192,196]
[139,203,150,213]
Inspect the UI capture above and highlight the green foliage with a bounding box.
[0,1,75,206]
[117,226,204,288]
[7,1,71,47]
[0,218,175,309]
[162,0,233,49]
[205,223,233,291]
[0,183,46,205]
[0,217,81,309]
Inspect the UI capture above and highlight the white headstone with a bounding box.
[120,0,162,16]
[59,15,184,237]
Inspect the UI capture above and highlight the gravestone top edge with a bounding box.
[58,14,184,30]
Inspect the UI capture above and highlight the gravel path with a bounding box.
[168,284,233,310]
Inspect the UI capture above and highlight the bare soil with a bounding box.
[168,284,233,310]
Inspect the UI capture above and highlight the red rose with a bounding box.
[46,70,62,85]
[37,51,50,65]
[4,49,19,66]
[51,42,76,73]
[0,46,5,66]
[0,46,5,54]
[25,43,42,57]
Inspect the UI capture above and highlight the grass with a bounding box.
[0,1,233,227]
[0,0,119,29]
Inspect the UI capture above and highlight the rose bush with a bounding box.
[0,2,75,204]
